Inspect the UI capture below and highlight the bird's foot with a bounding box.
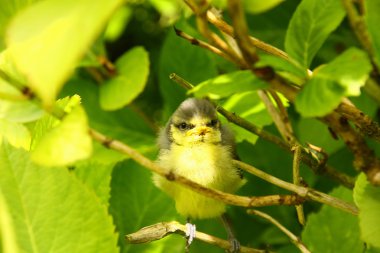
[227,237,240,253]
[185,222,196,251]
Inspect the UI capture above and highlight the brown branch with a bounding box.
[89,128,304,208]
[184,0,250,69]
[206,9,290,62]
[258,90,295,144]
[173,27,241,66]
[292,145,306,226]
[247,210,311,253]
[89,128,360,215]
[335,102,380,142]
[323,114,380,185]
[341,0,373,56]
[125,221,269,253]
[227,0,258,65]
[235,160,358,215]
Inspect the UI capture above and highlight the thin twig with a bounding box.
[341,0,373,56]
[227,0,258,65]
[89,128,303,208]
[184,0,247,68]
[206,9,290,62]
[235,160,359,215]
[90,128,359,214]
[0,91,28,101]
[247,210,311,253]
[173,27,239,65]
[292,145,306,226]
[125,221,269,253]
[258,90,295,144]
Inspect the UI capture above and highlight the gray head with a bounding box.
[158,98,235,150]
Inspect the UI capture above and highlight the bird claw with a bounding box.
[227,237,240,253]
[185,223,196,247]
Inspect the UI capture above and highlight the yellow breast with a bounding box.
[154,143,245,219]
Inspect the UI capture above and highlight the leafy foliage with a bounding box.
[1,0,380,253]
[0,143,119,253]
[285,0,346,68]
[354,174,380,250]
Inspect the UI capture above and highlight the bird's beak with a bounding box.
[187,126,211,136]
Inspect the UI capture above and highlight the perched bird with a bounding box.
[153,98,246,251]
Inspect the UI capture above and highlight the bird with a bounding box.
[153,98,246,252]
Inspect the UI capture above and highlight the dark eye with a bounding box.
[177,122,191,130]
[207,119,219,127]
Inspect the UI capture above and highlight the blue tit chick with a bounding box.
[153,98,246,220]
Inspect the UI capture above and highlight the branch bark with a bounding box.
[247,210,311,253]
[125,221,269,253]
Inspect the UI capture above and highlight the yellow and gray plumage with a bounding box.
[154,98,245,219]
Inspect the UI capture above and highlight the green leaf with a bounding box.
[366,0,380,69]
[109,159,183,253]
[61,78,156,164]
[0,0,43,51]
[295,78,345,117]
[285,0,345,68]
[0,99,44,123]
[256,54,307,78]
[295,48,371,117]
[316,48,371,96]
[6,0,124,108]
[302,186,362,253]
[104,5,132,42]
[159,25,218,118]
[0,119,31,150]
[222,91,272,144]
[243,0,285,14]
[31,104,92,166]
[0,190,19,253]
[100,46,150,110]
[73,161,115,206]
[0,143,118,253]
[189,70,267,99]
[354,173,380,249]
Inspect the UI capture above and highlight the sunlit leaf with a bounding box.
[0,0,44,50]
[0,143,118,253]
[189,70,267,99]
[31,104,92,166]
[104,5,132,42]
[0,119,31,150]
[243,0,285,14]
[73,161,115,206]
[0,191,19,253]
[354,173,380,249]
[6,0,124,107]
[100,46,150,110]
[256,54,307,78]
[295,78,345,117]
[315,48,371,96]
[295,48,371,117]
[285,0,345,68]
